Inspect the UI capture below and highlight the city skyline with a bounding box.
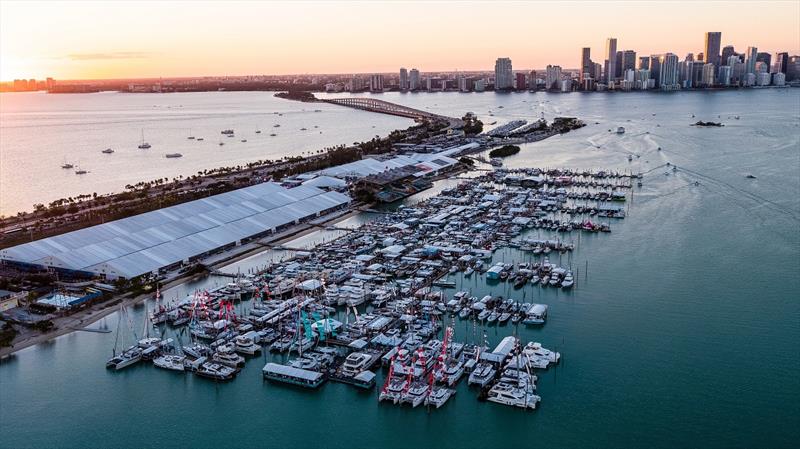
[2,0,800,81]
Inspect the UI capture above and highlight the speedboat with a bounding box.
[165,153,182,158]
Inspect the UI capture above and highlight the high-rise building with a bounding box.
[604,38,617,83]
[494,57,513,90]
[515,72,527,90]
[350,76,364,92]
[580,47,592,81]
[593,62,603,81]
[622,50,637,73]
[756,52,772,71]
[650,55,662,87]
[697,52,704,62]
[788,55,800,81]
[772,52,789,74]
[658,53,680,89]
[369,74,384,92]
[718,66,732,86]
[745,47,758,74]
[399,68,408,90]
[685,53,695,62]
[687,61,704,87]
[638,56,650,70]
[545,65,562,90]
[458,75,469,92]
[702,63,716,86]
[409,68,420,90]
[615,51,623,79]
[772,72,786,86]
[721,46,736,64]
[704,32,722,69]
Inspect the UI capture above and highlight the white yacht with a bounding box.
[195,362,238,381]
[213,344,245,368]
[435,358,465,386]
[342,352,373,377]
[424,385,455,409]
[616,126,625,134]
[378,377,407,404]
[106,346,142,370]
[467,362,496,387]
[400,381,430,407]
[561,271,574,289]
[486,382,541,410]
[234,335,261,356]
[153,354,186,372]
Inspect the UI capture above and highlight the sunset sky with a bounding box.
[2,0,799,81]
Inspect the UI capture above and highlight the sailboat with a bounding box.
[138,129,151,149]
[187,128,195,140]
[106,304,143,370]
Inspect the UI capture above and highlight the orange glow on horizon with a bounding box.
[2,0,799,81]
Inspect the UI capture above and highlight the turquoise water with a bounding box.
[1,89,799,448]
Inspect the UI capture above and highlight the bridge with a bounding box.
[322,97,462,127]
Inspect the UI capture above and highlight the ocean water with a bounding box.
[0,91,412,215]
[1,89,798,449]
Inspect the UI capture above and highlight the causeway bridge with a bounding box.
[322,97,462,127]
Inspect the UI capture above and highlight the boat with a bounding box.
[486,382,541,410]
[745,174,757,179]
[273,124,280,128]
[61,159,74,169]
[212,344,245,368]
[341,352,374,377]
[425,385,455,408]
[379,376,407,404]
[400,381,430,407]
[138,129,151,149]
[468,362,496,387]
[153,354,186,372]
[270,133,277,137]
[197,137,204,141]
[221,129,234,135]
[234,335,261,356]
[74,168,88,175]
[616,127,625,134]
[195,362,238,381]
[165,153,183,158]
[464,267,474,276]
[522,303,548,325]
[182,344,212,360]
[106,346,142,370]
[241,139,247,142]
[300,127,307,131]
[255,130,261,134]
[102,148,114,154]
[262,362,325,388]
[561,271,574,289]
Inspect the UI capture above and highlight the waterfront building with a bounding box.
[399,68,408,90]
[494,57,513,90]
[474,79,486,92]
[744,72,756,86]
[721,45,736,65]
[697,52,704,62]
[624,69,635,83]
[756,71,771,86]
[636,69,650,89]
[545,65,562,90]
[638,56,650,70]
[718,65,732,85]
[650,54,662,87]
[515,72,527,90]
[458,75,469,92]
[772,52,789,74]
[702,63,716,87]
[704,32,722,69]
[755,61,769,73]
[787,55,800,81]
[658,53,680,90]
[622,50,636,74]
[745,46,758,74]
[732,61,746,85]
[369,74,384,92]
[560,79,572,92]
[592,62,603,81]
[772,72,786,86]
[582,78,595,91]
[756,52,772,71]
[409,68,420,90]
[580,47,592,81]
[685,53,695,62]
[604,37,617,83]
[350,76,364,92]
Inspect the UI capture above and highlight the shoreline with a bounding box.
[0,206,364,359]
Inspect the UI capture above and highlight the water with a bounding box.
[0,91,412,215]
[1,89,799,448]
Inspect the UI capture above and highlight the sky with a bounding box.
[1,0,799,81]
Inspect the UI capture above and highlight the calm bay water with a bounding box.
[1,89,799,448]
[0,91,412,215]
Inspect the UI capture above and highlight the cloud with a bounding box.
[67,51,154,61]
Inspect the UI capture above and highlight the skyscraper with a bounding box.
[409,68,420,90]
[369,74,384,92]
[622,50,637,73]
[638,56,650,70]
[704,32,722,69]
[515,72,527,90]
[756,52,772,71]
[494,57,513,90]
[399,68,408,90]
[604,38,617,83]
[580,47,592,81]
[545,65,562,90]
[772,52,789,74]
[650,54,662,87]
[745,47,758,74]
[721,45,736,64]
[658,53,679,89]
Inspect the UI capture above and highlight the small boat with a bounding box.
[616,126,625,134]
[197,137,204,141]
[219,141,224,146]
[300,127,307,131]
[61,162,74,169]
[273,124,280,128]
[745,174,757,179]
[153,354,186,372]
[75,168,88,175]
[255,130,261,134]
[165,153,183,158]
[241,139,247,142]
[221,129,234,135]
[195,362,238,381]
[270,133,277,137]
[102,148,114,154]
[138,129,151,149]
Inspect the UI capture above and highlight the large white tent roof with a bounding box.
[1,182,350,279]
